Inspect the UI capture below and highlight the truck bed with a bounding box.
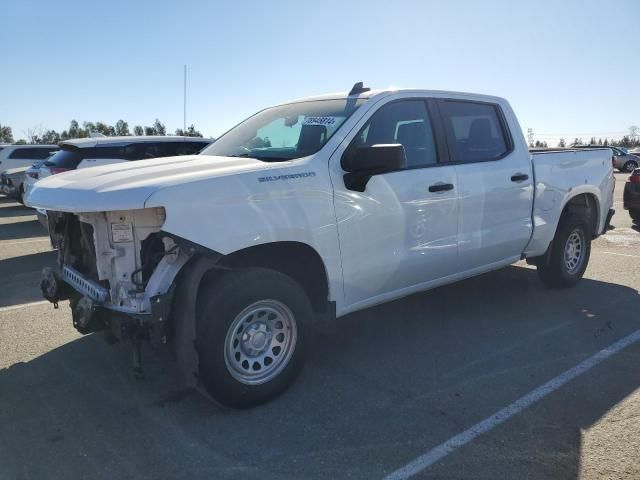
[524,147,615,257]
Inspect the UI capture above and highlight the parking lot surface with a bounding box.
[1,173,639,480]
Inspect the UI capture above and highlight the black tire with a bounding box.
[537,214,591,288]
[623,160,638,173]
[630,208,640,223]
[18,186,25,204]
[197,267,312,408]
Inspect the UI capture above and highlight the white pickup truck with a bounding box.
[28,84,615,408]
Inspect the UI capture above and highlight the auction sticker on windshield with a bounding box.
[303,116,337,126]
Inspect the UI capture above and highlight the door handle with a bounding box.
[511,173,529,182]
[428,183,454,193]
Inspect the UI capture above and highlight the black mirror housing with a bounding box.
[341,144,407,191]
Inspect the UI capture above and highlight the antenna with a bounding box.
[183,65,187,132]
[349,82,370,96]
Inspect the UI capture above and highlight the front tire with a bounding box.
[197,268,312,408]
[623,160,638,172]
[537,214,591,288]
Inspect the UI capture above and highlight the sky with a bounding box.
[1,0,638,146]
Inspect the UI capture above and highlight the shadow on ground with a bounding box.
[0,202,35,218]
[1,266,639,479]
[0,219,47,241]
[0,250,56,307]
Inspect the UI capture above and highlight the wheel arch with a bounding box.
[213,241,331,314]
[559,191,600,238]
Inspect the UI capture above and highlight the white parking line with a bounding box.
[0,238,50,246]
[602,251,640,259]
[0,300,50,313]
[383,328,640,480]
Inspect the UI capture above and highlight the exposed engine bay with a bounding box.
[41,208,191,341]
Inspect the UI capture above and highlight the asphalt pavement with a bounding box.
[1,173,639,480]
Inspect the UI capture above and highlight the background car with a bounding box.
[37,136,212,180]
[574,144,640,172]
[623,168,640,223]
[0,167,29,203]
[0,144,59,174]
[33,136,212,228]
[23,155,57,199]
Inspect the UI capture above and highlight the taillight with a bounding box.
[629,170,640,184]
[49,167,70,175]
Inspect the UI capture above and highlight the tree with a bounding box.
[603,138,609,146]
[115,120,130,136]
[620,135,632,148]
[144,126,156,136]
[133,125,144,136]
[558,138,566,148]
[26,124,47,144]
[15,139,27,144]
[152,119,166,135]
[68,120,82,139]
[175,124,203,137]
[0,123,14,143]
[42,130,61,144]
[630,126,640,143]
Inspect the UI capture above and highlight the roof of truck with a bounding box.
[289,87,507,105]
[60,136,212,149]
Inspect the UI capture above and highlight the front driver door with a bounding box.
[330,97,459,310]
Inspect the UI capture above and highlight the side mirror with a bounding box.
[341,144,407,191]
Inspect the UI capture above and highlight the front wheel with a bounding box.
[197,268,312,408]
[623,160,638,172]
[537,215,591,288]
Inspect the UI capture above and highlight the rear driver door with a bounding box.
[437,99,533,271]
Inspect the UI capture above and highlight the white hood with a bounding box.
[25,155,269,212]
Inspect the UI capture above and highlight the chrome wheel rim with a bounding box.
[627,162,638,172]
[224,300,297,385]
[564,229,585,274]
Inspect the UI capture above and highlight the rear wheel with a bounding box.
[623,160,638,172]
[537,214,591,288]
[197,268,312,408]
[18,185,25,204]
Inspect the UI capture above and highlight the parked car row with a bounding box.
[1,136,212,204]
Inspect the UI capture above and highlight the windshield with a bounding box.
[200,98,366,161]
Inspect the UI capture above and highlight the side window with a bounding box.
[439,101,510,163]
[177,142,208,155]
[164,142,208,156]
[9,148,45,160]
[352,100,438,168]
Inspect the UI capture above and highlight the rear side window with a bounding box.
[134,141,210,159]
[46,147,131,168]
[9,147,58,160]
[351,100,438,168]
[440,101,511,163]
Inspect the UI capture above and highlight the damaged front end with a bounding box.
[41,208,192,348]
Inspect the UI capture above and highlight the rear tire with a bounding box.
[196,268,312,408]
[537,214,591,288]
[623,160,638,172]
